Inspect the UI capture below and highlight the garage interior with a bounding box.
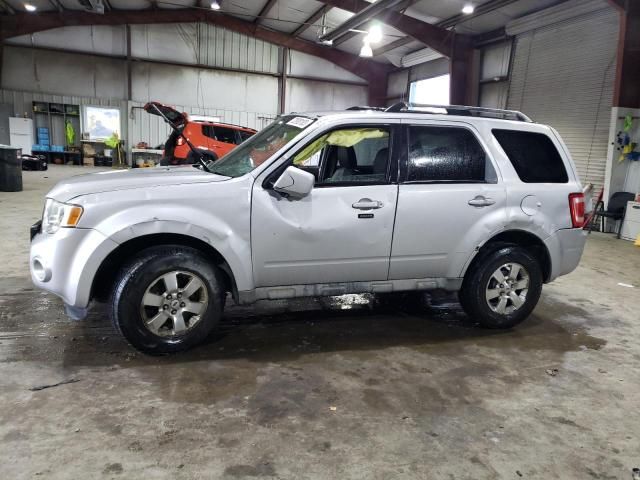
[1,0,640,478]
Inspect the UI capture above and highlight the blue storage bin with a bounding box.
[32,144,49,152]
[51,145,64,152]
[37,127,49,135]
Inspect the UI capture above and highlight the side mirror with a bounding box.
[273,166,315,198]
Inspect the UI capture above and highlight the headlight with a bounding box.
[42,199,84,234]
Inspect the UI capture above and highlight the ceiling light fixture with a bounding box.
[365,24,383,43]
[359,41,373,58]
[210,1,221,10]
[24,3,37,11]
[462,4,474,14]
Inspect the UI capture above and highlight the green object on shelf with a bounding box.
[65,120,75,146]
[624,114,633,132]
[105,132,119,149]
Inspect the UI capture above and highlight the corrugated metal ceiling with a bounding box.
[3,0,570,63]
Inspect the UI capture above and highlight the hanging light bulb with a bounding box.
[210,1,221,10]
[366,24,383,43]
[359,40,373,58]
[462,4,474,14]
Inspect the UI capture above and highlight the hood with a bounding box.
[48,166,228,202]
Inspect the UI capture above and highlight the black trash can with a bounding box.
[0,146,22,192]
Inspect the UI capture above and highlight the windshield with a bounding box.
[208,115,315,177]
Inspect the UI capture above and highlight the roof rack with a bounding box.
[346,106,387,111]
[384,102,533,122]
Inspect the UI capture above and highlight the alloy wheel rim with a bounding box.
[485,262,529,315]
[140,270,208,337]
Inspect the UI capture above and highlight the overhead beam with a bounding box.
[373,36,412,56]
[319,0,459,57]
[372,0,520,58]
[0,0,15,14]
[254,0,279,25]
[49,0,64,12]
[318,0,406,44]
[291,4,331,38]
[0,8,391,100]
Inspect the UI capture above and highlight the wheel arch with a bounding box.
[91,233,239,303]
[463,229,552,283]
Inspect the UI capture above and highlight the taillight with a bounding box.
[176,137,184,146]
[569,193,585,228]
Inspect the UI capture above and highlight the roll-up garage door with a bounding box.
[506,6,619,192]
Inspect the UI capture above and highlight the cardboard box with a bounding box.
[83,157,95,166]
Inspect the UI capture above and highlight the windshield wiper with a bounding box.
[148,103,211,173]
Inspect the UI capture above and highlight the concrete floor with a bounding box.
[1,166,639,479]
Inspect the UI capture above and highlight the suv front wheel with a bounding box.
[459,245,542,329]
[110,246,225,354]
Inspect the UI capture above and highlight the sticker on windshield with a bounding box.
[287,117,314,129]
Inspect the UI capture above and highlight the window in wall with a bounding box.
[84,106,121,141]
[492,129,568,183]
[409,74,450,106]
[406,126,487,182]
[293,127,390,185]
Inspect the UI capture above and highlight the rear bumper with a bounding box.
[544,228,588,282]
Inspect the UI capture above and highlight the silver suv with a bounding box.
[30,103,587,354]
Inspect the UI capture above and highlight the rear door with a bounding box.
[389,121,507,280]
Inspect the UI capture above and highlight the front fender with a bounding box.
[106,219,252,291]
[75,178,254,291]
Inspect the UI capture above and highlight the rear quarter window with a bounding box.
[493,129,568,183]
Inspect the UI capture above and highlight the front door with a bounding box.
[251,124,398,287]
[389,121,507,280]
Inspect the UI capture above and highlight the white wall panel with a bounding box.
[131,62,278,113]
[2,46,127,99]
[6,25,126,56]
[131,22,280,74]
[131,23,200,65]
[286,78,367,112]
[287,50,365,83]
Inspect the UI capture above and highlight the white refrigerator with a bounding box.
[9,117,33,155]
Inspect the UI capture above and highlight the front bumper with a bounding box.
[30,226,119,311]
[544,227,588,282]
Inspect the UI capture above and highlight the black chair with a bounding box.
[590,191,636,238]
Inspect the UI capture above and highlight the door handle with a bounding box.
[468,195,496,207]
[352,198,383,210]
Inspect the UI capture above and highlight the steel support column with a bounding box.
[612,0,640,108]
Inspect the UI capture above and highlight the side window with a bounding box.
[493,129,568,183]
[214,126,238,145]
[202,125,216,140]
[292,127,390,185]
[407,126,487,182]
[239,131,254,142]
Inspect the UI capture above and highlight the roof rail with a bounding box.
[384,102,533,122]
[346,106,387,111]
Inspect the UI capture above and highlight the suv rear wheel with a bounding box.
[110,245,225,354]
[459,244,542,329]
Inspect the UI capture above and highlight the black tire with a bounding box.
[110,245,225,354]
[459,244,542,329]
